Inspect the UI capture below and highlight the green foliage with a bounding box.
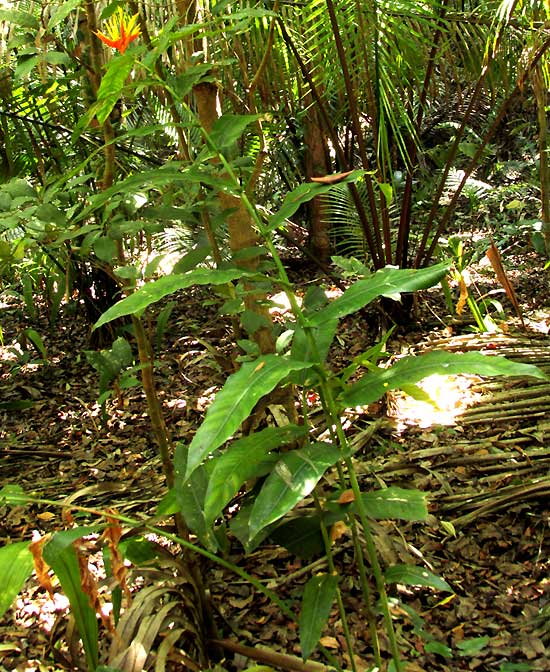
[384,565,453,592]
[43,528,101,671]
[342,350,546,407]
[175,354,311,481]
[248,442,341,539]
[299,574,339,660]
[0,541,34,619]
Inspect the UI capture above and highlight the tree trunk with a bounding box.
[303,102,332,262]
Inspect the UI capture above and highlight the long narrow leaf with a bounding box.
[342,350,547,407]
[248,442,341,540]
[299,574,339,661]
[183,355,311,480]
[308,263,450,327]
[384,564,453,592]
[0,541,35,618]
[93,268,250,329]
[44,531,100,671]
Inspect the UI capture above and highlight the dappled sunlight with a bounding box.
[388,373,483,431]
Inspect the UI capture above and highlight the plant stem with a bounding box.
[313,493,358,672]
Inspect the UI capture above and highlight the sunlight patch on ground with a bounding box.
[387,373,483,431]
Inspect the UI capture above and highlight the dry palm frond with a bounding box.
[108,554,208,672]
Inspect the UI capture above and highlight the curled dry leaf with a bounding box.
[29,536,54,598]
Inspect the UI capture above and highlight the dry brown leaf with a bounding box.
[330,521,348,543]
[319,636,339,649]
[29,535,54,598]
[102,512,131,602]
[456,275,468,315]
[486,239,525,327]
[337,490,355,504]
[310,171,354,184]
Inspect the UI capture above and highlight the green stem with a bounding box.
[313,493,357,672]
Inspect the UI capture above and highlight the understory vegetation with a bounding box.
[1,0,550,670]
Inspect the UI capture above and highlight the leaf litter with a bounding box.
[1,260,550,671]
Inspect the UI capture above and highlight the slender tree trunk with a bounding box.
[303,101,332,262]
[194,81,276,355]
[533,66,550,255]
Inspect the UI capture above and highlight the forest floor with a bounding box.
[1,246,550,672]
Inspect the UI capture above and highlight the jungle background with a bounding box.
[1,0,550,670]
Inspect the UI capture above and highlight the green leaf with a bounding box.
[229,502,273,552]
[299,574,339,661]
[360,487,428,521]
[48,0,82,28]
[456,636,490,655]
[290,286,338,385]
[424,641,453,658]
[268,515,325,559]
[45,51,71,66]
[342,350,547,407]
[0,9,39,28]
[0,484,31,506]
[309,263,450,327]
[182,355,311,480]
[15,55,39,79]
[209,114,263,150]
[203,424,307,526]
[93,268,249,329]
[248,442,341,539]
[384,564,452,592]
[0,400,34,410]
[44,530,100,671]
[268,172,366,231]
[0,542,34,618]
[173,447,217,551]
[94,52,135,125]
[93,236,118,263]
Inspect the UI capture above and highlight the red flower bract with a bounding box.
[94,7,141,54]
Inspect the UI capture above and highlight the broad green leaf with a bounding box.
[229,502,273,552]
[93,236,118,263]
[174,448,217,551]
[268,172,366,231]
[45,51,71,66]
[384,564,452,592]
[342,350,547,407]
[248,442,341,539]
[15,55,39,79]
[268,515,325,559]
[44,530,100,671]
[209,114,263,150]
[183,355,311,480]
[309,263,450,327]
[94,52,135,125]
[291,285,338,385]
[456,636,490,655]
[424,641,453,658]
[93,268,250,329]
[299,574,339,661]
[48,0,82,28]
[204,424,307,526]
[0,542,34,618]
[361,487,428,521]
[0,9,39,28]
